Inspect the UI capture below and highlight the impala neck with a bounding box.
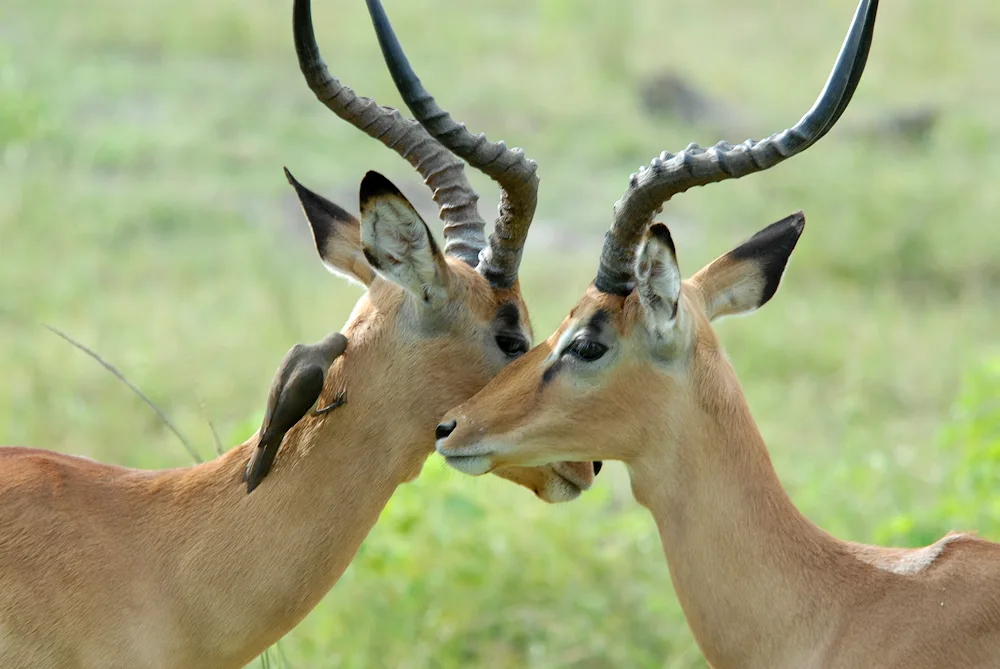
[158,339,438,666]
[626,354,857,669]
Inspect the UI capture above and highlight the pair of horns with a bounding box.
[293,0,536,288]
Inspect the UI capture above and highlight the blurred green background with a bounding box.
[3,0,999,666]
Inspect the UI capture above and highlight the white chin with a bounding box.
[551,462,594,492]
[540,476,582,503]
[443,455,493,476]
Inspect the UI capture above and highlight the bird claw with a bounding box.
[313,390,347,415]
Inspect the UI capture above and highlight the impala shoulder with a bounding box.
[0,448,103,496]
[849,532,976,576]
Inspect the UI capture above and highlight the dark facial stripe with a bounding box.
[585,308,609,334]
[540,358,563,388]
[496,301,521,329]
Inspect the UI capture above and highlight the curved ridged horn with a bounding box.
[366,0,539,289]
[595,0,878,296]
[293,0,487,266]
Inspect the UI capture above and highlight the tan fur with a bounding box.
[316,218,375,287]
[438,245,1000,669]
[0,214,595,668]
[690,255,767,321]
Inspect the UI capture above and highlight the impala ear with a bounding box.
[635,223,682,337]
[358,171,453,306]
[691,211,805,321]
[285,167,376,287]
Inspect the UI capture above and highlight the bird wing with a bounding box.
[266,364,327,437]
[259,346,307,436]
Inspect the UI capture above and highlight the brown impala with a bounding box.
[0,1,599,667]
[434,0,1000,667]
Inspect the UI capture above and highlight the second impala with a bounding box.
[434,1,1000,667]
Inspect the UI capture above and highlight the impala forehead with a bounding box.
[496,301,522,329]
[446,258,528,328]
[492,299,532,341]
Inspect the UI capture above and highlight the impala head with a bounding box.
[435,0,877,474]
[283,0,598,501]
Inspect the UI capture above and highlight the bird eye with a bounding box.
[565,338,608,362]
[495,333,529,358]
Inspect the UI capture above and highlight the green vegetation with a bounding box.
[3,0,999,666]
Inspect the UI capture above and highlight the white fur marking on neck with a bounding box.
[878,533,966,576]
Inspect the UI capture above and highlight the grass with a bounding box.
[3,0,1000,666]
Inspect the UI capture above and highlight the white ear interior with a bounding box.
[360,195,448,303]
[635,229,682,334]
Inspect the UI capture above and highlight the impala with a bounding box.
[0,1,599,667]
[434,1,1000,667]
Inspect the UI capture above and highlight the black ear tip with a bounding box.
[284,171,357,247]
[648,222,670,239]
[359,170,401,200]
[647,223,677,256]
[787,210,806,235]
[743,210,806,248]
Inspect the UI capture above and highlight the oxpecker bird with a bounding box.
[244,332,349,493]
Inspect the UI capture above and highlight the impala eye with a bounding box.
[565,338,608,362]
[495,333,529,358]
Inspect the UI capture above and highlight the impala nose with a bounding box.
[435,419,457,441]
[593,461,603,476]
